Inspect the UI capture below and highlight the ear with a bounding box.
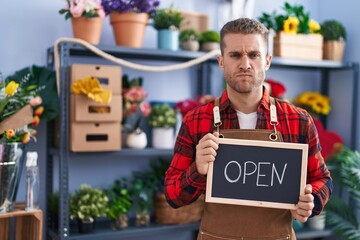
[265,55,272,71]
[217,54,224,70]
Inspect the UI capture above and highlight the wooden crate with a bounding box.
[274,31,323,60]
[0,203,43,240]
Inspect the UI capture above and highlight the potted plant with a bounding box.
[59,0,105,44]
[147,103,177,149]
[69,184,108,233]
[101,0,160,47]
[153,7,184,50]
[258,2,323,60]
[105,179,132,230]
[200,30,220,51]
[321,20,347,61]
[325,145,360,239]
[122,75,151,149]
[179,28,202,51]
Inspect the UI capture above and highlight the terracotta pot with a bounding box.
[110,12,149,48]
[71,17,103,45]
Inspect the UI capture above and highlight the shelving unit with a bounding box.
[46,42,359,240]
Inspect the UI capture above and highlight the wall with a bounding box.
[0,0,358,239]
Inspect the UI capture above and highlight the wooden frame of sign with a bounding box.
[206,138,308,210]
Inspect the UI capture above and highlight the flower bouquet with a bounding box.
[59,0,106,44]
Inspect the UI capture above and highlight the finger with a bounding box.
[304,184,312,194]
[198,146,218,157]
[213,131,220,138]
[299,193,314,203]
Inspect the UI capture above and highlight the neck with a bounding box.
[227,87,263,114]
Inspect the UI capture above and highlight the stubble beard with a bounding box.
[224,73,264,94]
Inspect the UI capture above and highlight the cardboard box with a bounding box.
[70,122,121,152]
[70,94,122,122]
[180,11,209,33]
[274,32,323,60]
[71,64,122,94]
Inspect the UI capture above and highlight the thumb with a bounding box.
[305,184,312,194]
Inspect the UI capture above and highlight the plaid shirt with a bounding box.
[165,88,333,215]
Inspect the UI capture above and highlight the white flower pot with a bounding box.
[152,127,174,149]
[307,211,326,230]
[126,129,147,149]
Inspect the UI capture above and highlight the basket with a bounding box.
[154,193,204,225]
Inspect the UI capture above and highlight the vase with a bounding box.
[112,214,129,230]
[109,12,149,48]
[0,143,26,213]
[323,40,345,61]
[181,40,200,51]
[126,129,147,149]
[77,218,94,233]
[158,29,179,51]
[200,42,220,51]
[307,211,326,230]
[136,210,150,227]
[152,127,174,149]
[71,16,104,45]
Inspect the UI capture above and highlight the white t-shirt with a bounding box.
[236,110,257,129]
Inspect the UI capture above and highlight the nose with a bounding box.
[239,56,251,70]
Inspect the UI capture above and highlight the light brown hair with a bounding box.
[220,18,269,54]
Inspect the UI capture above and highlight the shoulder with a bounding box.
[275,98,311,119]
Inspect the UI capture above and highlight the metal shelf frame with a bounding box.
[46,42,359,240]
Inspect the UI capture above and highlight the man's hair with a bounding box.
[220,18,269,54]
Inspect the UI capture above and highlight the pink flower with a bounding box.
[69,0,86,18]
[124,86,148,103]
[140,102,151,117]
[175,99,199,117]
[29,96,42,107]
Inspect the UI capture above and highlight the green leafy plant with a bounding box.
[70,184,109,223]
[147,103,176,128]
[200,30,220,43]
[153,7,184,30]
[325,145,360,239]
[106,179,132,220]
[258,2,320,34]
[321,20,347,41]
[179,29,202,43]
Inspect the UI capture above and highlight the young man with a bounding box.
[164,18,332,239]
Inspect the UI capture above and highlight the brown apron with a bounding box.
[197,97,295,240]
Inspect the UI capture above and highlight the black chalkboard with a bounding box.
[206,138,308,210]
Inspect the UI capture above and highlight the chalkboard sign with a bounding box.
[206,138,308,210]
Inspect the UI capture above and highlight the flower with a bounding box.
[122,75,151,132]
[293,92,331,116]
[101,0,160,16]
[0,74,45,143]
[175,94,215,117]
[264,79,286,99]
[71,77,112,104]
[59,0,105,20]
[258,2,321,34]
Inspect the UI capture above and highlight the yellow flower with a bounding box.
[309,19,321,33]
[71,77,112,104]
[5,81,19,96]
[293,92,331,116]
[283,16,300,34]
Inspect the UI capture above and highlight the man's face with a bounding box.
[217,33,271,94]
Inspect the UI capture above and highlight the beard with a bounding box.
[224,70,265,94]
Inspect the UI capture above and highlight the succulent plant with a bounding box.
[321,20,346,41]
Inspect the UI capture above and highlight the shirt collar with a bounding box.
[219,86,271,112]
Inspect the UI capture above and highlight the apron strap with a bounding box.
[213,96,278,134]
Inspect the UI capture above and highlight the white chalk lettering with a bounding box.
[257,162,271,187]
[271,163,288,186]
[224,161,242,183]
[223,161,288,187]
[243,161,257,184]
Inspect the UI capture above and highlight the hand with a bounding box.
[195,132,219,175]
[291,184,315,223]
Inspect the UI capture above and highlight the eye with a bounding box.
[229,52,241,58]
[249,52,261,59]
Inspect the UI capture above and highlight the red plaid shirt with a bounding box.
[165,88,332,215]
